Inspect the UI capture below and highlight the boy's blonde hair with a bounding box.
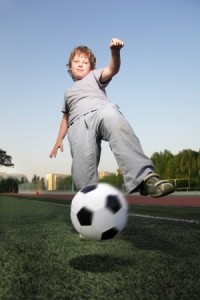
[66,45,96,80]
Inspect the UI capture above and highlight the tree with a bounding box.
[179,149,199,178]
[99,171,124,190]
[56,175,73,190]
[0,149,14,167]
[0,177,18,193]
[151,150,174,179]
[32,174,40,183]
[30,175,45,191]
[151,148,200,180]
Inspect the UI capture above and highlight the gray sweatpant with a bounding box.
[67,103,154,193]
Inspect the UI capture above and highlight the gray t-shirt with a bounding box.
[62,69,111,125]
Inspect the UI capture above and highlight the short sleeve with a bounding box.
[93,69,112,87]
[61,93,69,113]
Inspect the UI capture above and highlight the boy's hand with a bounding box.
[110,38,124,50]
[49,142,63,158]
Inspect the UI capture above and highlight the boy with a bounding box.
[50,38,174,198]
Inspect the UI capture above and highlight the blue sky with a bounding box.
[0,0,199,181]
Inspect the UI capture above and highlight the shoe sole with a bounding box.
[149,188,174,198]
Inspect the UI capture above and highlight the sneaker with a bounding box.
[140,173,174,198]
[79,234,87,241]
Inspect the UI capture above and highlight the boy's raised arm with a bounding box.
[100,38,124,83]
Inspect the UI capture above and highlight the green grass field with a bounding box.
[0,195,200,300]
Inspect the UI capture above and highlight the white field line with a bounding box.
[23,198,200,225]
[129,213,200,224]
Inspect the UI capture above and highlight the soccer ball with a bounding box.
[70,183,128,241]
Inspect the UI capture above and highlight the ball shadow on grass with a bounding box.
[69,254,132,273]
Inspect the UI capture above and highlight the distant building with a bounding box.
[46,173,66,191]
[98,171,115,179]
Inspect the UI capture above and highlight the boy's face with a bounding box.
[70,53,91,81]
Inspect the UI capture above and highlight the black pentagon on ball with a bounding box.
[101,227,119,240]
[81,184,98,194]
[77,207,93,226]
[106,194,122,213]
